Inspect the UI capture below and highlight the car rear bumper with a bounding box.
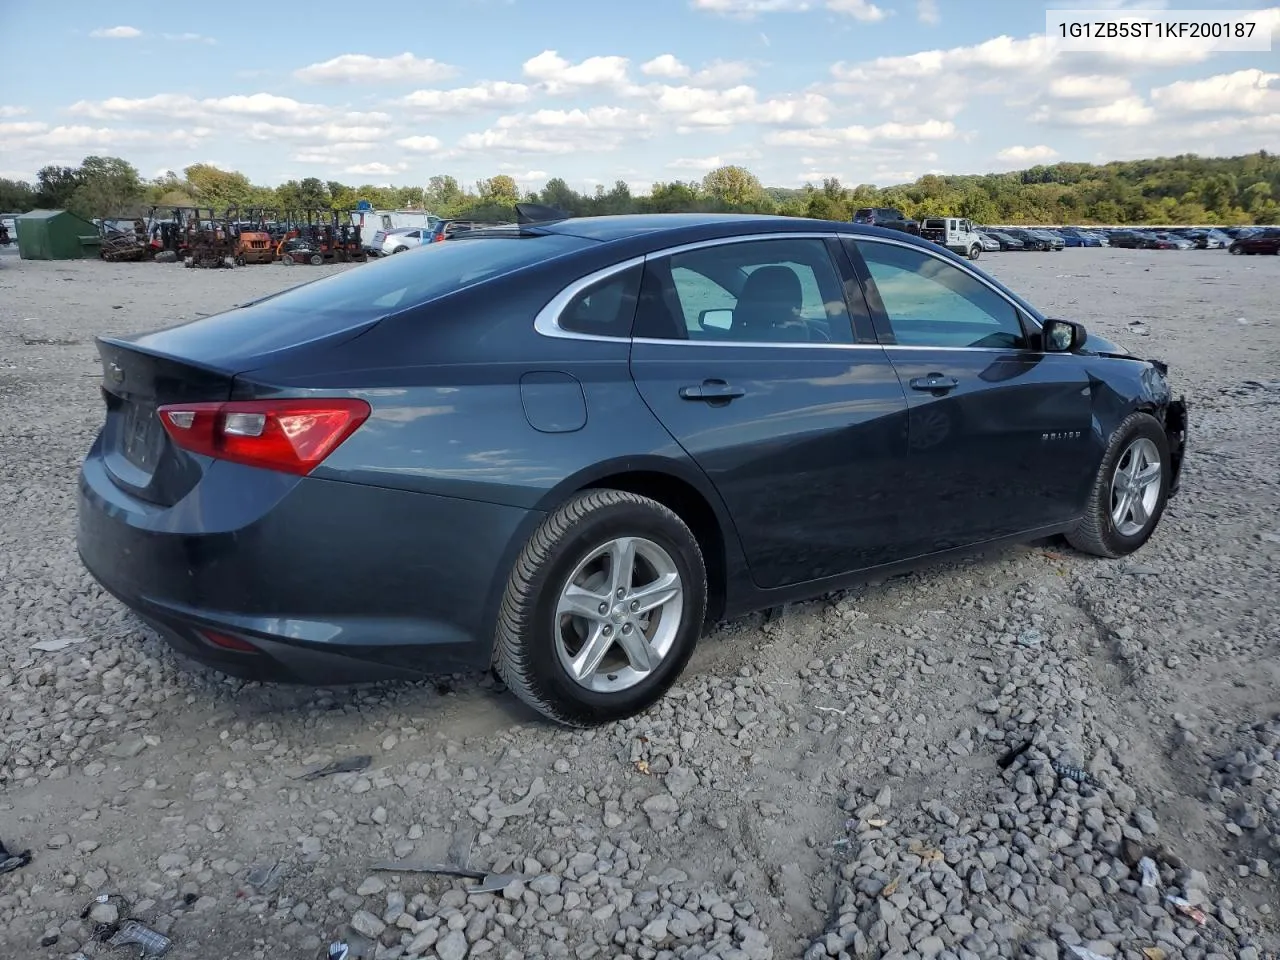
[77,445,542,684]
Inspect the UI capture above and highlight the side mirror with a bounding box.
[1042,318,1087,352]
[699,308,733,330]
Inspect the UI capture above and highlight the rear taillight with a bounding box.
[157,398,370,475]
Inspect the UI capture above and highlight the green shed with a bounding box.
[17,209,102,260]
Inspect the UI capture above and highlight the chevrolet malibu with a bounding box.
[78,212,1188,726]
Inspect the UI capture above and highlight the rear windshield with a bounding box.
[248,234,590,318]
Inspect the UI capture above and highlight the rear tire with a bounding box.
[494,490,707,727]
[1066,412,1171,559]
[309,253,324,266]
[967,245,980,260]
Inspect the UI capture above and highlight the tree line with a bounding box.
[1,151,1276,226]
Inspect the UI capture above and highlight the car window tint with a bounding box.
[639,237,854,344]
[854,240,1026,350]
[245,234,591,318]
[558,265,642,338]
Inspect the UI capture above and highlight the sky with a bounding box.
[0,0,1277,195]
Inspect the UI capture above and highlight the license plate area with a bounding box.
[121,400,161,470]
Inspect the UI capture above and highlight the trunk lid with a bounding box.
[95,297,381,506]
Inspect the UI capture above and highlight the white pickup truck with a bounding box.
[920,217,984,260]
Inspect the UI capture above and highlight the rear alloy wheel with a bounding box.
[1067,411,1171,559]
[1230,246,1242,255]
[494,489,706,726]
[967,245,980,260]
[392,246,409,254]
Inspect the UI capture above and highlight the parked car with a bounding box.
[1150,233,1193,250]
[1229,228,1280,255]
[1108,231,1148,249]
[986,231,1027,251]
[975,231,1002,252]
[76,213,1189,725]
[1031,229,1066,251]
[1192,229,1231,249]
[423,219,503,244]
[852,207,919,235]
[1001,228,1057,251]
[366,226,428,256]
[1057,228,1104,248]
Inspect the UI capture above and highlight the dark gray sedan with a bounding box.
[77,212,1188,726]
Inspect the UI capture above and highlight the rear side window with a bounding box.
[249,234,591,318]
[559,265,642,338]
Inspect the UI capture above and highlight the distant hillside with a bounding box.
[3,151,1276,226]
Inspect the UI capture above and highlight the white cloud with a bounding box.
[457,107,653,155]
[90,26,141,39]
[692,0,887,19]
[996,144,1058,164]
[916,0,939,24]
[294,53,458,84]
[3,122,209,150]
[826,0,886,21]
[522,50,631,93]
[244,120,392,142]
[668,155,725,171]
[163,33,216,44]
[641,55,756,86]
[0,105,28,118]
[1047,74,1133,101]
[641,54,689,79]
[650,84,830,127]
[509,169,549,182]
[1034,96,1155,128]
[402,81,532,114]
[395,135,444,153]
[344,161,410,176]
[71,92,332,123]
[1151,69,1279,115]
[765,118,957,147]
[293,142,380,163]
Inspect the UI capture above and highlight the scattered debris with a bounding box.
[296,755,372,781]
[104,920,172,957]
[30,636,86,653]
[244,860,285,894]
[328,943,350,960]
[1166,895,1208,925]
[1051,760,1097,786]
[0,838,32,875]
[1139,856,1161,887]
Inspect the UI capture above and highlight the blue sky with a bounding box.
[1,0,1276,193]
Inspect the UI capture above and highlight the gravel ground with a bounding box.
[1,245,1278,960]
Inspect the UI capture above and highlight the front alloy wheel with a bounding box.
[1067,412,1171,558]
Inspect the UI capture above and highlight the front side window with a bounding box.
[853,240,1027,350]
[634,237,854,344]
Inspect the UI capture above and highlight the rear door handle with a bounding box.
[679,381,746,402]
[908,374,959,393]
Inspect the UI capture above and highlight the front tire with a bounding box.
[494,490,707,727]
[1067,412,1171,559]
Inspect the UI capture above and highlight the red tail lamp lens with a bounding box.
[157,398,370,476]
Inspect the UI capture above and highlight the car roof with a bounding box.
[533,212,926,249]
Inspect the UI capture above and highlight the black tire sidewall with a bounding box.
[1096,415,1172,554]
[521,500,705,723]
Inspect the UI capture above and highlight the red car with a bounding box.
[1229,229,1280,255]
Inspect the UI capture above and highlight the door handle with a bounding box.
[908,374,959,393]
[679,380,746,402]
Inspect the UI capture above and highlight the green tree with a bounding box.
[425,175,467,215]
[69,156,143,219]
[34,165,81,208]
[0,177,36,212]
[701,165,765,209]
[477,175,519,205]
[539,177,583,214]
[184,164,254,209]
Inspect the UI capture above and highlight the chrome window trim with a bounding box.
[532,255,646,342]
[531,230,1049,350]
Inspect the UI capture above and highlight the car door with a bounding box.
[842,236,1094,554]
[629,234,911,590]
